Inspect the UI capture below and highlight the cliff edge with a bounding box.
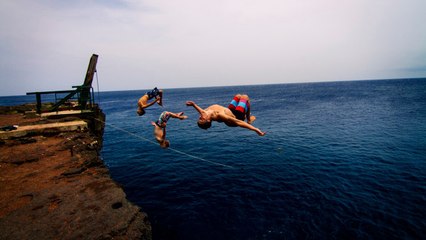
[0,105,152,240]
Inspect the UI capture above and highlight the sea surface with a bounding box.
[2,79,425,239]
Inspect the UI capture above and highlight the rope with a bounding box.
[97,119,235,169]
[91,72,233,169]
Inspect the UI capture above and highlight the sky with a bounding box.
[0,0,425,96]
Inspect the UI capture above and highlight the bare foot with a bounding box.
[178,112,188,120]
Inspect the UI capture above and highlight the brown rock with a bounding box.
[0,110,152,240]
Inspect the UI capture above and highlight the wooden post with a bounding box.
[36,93,41,114]
[79,54,98,109]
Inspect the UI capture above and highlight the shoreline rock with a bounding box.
[0,105,152,240]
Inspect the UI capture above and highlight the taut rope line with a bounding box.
[96,118,235,169]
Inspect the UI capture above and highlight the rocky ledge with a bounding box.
[0,105,152,240]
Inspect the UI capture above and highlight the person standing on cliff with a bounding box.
[185,94,266,136]
[137,87,163,116]
[151,111,188,148]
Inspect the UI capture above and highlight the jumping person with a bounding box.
[151,111,188,148]
[137,87,163,116]
[186,94,265,136]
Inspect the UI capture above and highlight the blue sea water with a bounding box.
[2,79,425,239]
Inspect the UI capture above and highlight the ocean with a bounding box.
[2,79,425,239]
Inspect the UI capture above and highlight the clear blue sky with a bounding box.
[1,0,425,96]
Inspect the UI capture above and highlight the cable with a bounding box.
[91,71,233,169]
[96,119,235,169]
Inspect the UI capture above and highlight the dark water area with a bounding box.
[3,79,425,239]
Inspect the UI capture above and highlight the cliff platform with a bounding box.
[0,106,152,240]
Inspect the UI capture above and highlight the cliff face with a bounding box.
[0,106,152,240]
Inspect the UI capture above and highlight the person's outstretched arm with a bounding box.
[218,114,266,136]
[186,101,205,115]
[237,120,265,136]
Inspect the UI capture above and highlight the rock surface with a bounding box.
[0,109,152,240]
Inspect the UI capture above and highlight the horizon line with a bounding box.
[1,77,425,97]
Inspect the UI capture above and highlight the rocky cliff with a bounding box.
[0,105,152,240]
